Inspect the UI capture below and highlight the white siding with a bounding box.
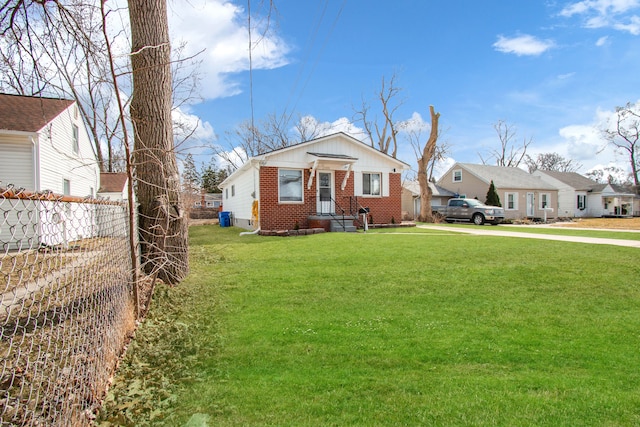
[222,162,259,228]
[37,103,99,196]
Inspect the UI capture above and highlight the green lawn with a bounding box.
[98,225,640,426]
[418,222,640,241]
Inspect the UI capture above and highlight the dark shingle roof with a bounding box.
[459,163,557,190]
[0,93,74,133]
[535,170,598,190]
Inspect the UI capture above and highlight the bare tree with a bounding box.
[129,0,188,284]
[480,120,532,167]
[524,152,582,173]
[354,74,403,158]
[602,102,640,190]
[406,105,440,222]
[219,112,323,170]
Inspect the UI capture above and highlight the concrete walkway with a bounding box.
[416,224,640,248]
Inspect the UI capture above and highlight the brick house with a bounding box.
[218,132,410,232]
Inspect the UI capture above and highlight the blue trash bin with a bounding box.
[219,211,231,227]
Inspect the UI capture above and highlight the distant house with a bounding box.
[193,193,222,210]
[533,170,638,218]
[437,163,558,220]
[0,93,100,249]
[401,181,456,220]
[98,172,129,202]
[588,183,638,217]
[218,132,410,232]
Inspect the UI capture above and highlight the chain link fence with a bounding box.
[1,186,138,426]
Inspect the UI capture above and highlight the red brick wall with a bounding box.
[259,166,403,230]
[356,173,403,225]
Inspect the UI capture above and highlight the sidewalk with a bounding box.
[416,224,640,248]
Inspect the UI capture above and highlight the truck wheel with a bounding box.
[472,213,485,225]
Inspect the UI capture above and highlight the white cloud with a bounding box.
[172,107,217,156]
[295,115,367,141]
[559,0,640,34]
[398,112,430,134]
[613,14,640,33]
[168,0,290,100]
[596,35,610,45]
[493,34,555,56]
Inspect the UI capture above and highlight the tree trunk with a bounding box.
[129,0,188,284]
[417,106,440,222]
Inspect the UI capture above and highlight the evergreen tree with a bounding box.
[485,180,501,206]
[182,153,201,194]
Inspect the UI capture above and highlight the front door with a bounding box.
[317,171,334,214]
[526,192,535,217]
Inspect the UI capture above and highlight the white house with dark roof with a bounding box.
[0,93,99,249]
[437,163,558,220]
[533,170,638,218]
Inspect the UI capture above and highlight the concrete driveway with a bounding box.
[416,224,640,248]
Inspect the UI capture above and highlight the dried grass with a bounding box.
[555,217,640,230]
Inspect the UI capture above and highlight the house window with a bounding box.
[279,169,303,202]
[363,173,381,196]
[72,124,79,154]
[577,194,586,210]
[231,185,235,197]
[63,179,71,196]
[505,192,518,210]
[540,193,550,209]
[453,169,462,182]
[225,188,228,199]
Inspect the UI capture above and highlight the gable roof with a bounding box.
[259,132,410,167]
[589,182,636,195]
[99,173,128,193]
[220,132,411,187]
[0,93,74,133]
[403,181,456,197]
[456,163,556,190]
[534,170,598,191]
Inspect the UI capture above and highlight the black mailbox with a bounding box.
[358,207,370,214]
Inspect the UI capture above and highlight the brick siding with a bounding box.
[259,167,403,230]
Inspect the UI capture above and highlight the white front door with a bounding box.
[526,192,535,217]
[317,171,334,214]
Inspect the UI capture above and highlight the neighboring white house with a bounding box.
[532,170,597,218]
[0,93,100,249]
[533,170,637,218]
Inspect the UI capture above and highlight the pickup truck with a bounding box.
[434,198,505,225]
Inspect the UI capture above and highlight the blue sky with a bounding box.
[168,0,640,178]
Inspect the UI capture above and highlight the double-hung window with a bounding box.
[72,125,79,154]
[577,194,586,210]
[540,193,550,209]
[505,192,518,210]
[279,169,303,202]
[453,169,462,182]
[362,173,381,196]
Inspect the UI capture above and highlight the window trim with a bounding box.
[362,172,382,197]
[539,193,551,209]
[72,124,79,154]
[278,168,304,204]
[505,192,518,210]
[577,194,587,210]
[453,169,462,182]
